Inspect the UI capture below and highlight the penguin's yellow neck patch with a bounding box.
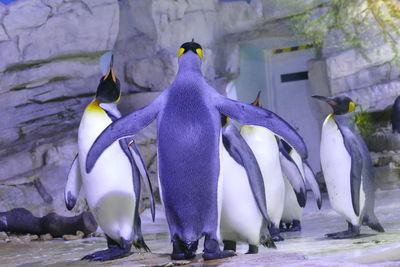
[85,100,103,113]
[327,113,334,120]
[348,101,355,113]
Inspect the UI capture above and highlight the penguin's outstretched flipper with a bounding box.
[101,101,156,221]
[278,141,307,207]
[222,121,271,224]
[302,160,322,209]
[118,138,154,247]
[334,116,363,217]
[128,140,156,222]
[65,155,82,210]
[86,96,164,173]
[216,96,307,160]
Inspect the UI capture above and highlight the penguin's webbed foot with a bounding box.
[223,240,237,251]
[279,222,288,232]
[203,250,236,261]
[269,224,284,242]
[81,247,132,261]
[245,244,258,254]
[203,238,236,260]
[171,238,197,260]
[289,220,301,232]
[326,223,360,239]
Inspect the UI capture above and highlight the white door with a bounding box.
[265,48,322,173]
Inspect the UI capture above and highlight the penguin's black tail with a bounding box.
[362,213,385,232]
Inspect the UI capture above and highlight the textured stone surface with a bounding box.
[1,0,399,220]
[339,80,400,112]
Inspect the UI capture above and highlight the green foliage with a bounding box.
[285,0,400,59]
[354,110,374,138]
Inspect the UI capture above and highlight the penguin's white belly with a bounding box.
[281,175,303,222]
[78,109,135,241]
[321,116,358,225]
[241,126,285,226]
[220,146,262,245]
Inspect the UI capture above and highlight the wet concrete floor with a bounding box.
[0,189,399,266]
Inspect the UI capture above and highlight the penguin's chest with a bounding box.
[78,109,134,207]
[320,116,354,219]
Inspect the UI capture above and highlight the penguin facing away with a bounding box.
[64,52,156,261]
[278,139,322,232]
[391,95,400,133]
[220,115,276,254]
[239,94,289,242]
[313,95,384,239]
[86,41,308,260]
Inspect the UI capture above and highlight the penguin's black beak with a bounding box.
[312,95,337,106]
[251,91,262,107]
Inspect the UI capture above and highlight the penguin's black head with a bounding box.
[250,91,262,107]
[96,57,121,104]
[178,40,203,61]
[312,95,356,115]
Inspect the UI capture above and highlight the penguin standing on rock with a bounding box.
[313,95,384,239]
[86,41,308,260]
[64,52,155,261]
[220,115,276,254]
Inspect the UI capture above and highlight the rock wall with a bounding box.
[309,31,400,114]
[0,0,119,216]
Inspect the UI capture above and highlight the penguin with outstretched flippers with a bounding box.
[64,52,156,261]
[391,96,400,133]
[313,95,384,239]
[86,41,307,261]
[278,139,321,232]
[220,115,276,254]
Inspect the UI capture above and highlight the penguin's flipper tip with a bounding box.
[317,198,322,210]
[65,191,77,210]
[295,188,307,208]
[260,236,276,249]
[133,237,151,252]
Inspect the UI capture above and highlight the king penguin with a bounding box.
[239,94,287,241]
[64,52,156,261]
[85,41,308,260]
[278,139,322,232]
[313,95,384,238]
[220,115,276,254]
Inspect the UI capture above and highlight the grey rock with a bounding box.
[339,80,400,112]
[0,40,20,73]
[13,0,118,63]
[125,51,177,91]
[39,233,53,241]
[3,0,50,33]
[0,231,7,240]
[325,43,396,80]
